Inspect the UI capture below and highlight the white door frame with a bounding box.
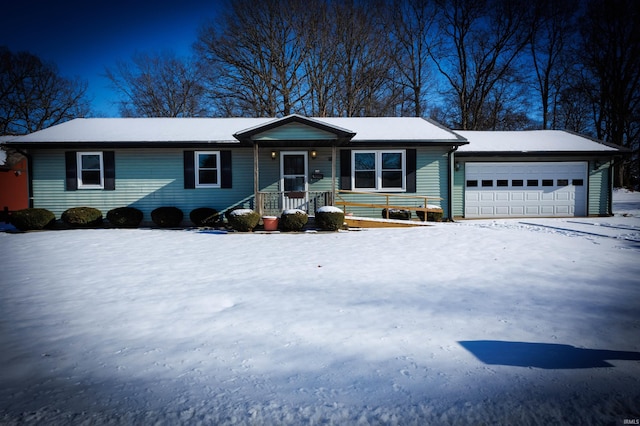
[280,151,309,210]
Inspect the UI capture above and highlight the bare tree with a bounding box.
[296,0,340,116]
[332,0,399,116]
[105,50,208,117]
[0,47,90,135]
[196,0,307,117]
[529,0,578,129]
[196,0,402,117]
[386,0,438,117]
[429,0,534,129]
[576,0,640,187]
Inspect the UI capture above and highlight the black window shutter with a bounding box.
[104,151,115,190]
[406,149,417,193]
[184,151,195,189]
[340,149,352,190]
[65,151,77,191]
[220,151,232,188]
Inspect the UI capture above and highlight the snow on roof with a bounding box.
[11,116,463,144]
[14,118,266,144]
[455,130,620,153]
[320,117,462,142]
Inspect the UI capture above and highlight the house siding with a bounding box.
[258,147,335,193]
[453,162,465,218]
[336,147,449,218]
[588,159,611,216]
[253,122,337,141]
[31,148,255,222]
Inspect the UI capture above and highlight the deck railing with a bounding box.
[335,190,443,220]
[257,191,333,216]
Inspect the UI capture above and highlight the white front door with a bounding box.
[280,151,308,210]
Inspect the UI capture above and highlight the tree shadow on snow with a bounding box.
[459,340,640,369]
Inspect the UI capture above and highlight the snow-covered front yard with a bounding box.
[1,191,639,425]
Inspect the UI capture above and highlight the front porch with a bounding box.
[258,191,334,216]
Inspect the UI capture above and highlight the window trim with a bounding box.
[77,152,104,189]
[351,150,406,192]
[195,151,221,188]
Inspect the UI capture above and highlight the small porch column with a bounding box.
[331,144,337,205]
[253,142,262,216]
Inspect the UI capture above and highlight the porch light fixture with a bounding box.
[271,150,277,160]
[310,150,317,159]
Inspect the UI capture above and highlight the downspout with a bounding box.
[447,146,459,221]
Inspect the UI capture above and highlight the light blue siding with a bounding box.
[588,159,611,216]
[253,122,337,141]
[258,147,335,192]
[31,145,450,223]
[453,163,465,217]
[336,147,450,218]
[31,148,255,223]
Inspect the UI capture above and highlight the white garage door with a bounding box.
[464,162,587,218]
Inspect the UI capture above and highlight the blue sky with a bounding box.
[1,1,223,117]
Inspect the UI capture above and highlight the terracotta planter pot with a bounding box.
[262,216,279,231]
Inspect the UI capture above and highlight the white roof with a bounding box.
[455,130,619,153]
[319,117,460,141]
[11,116,462,144]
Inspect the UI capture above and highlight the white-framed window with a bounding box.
[352,150,406,191]
[195,151,221,188]
[77,152,104,189]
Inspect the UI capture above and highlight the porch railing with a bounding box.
[257,191,333,216]
[335,190,443,220]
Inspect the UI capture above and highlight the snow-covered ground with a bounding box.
[1,190,639,425]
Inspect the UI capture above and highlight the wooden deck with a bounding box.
[336,190,443,227]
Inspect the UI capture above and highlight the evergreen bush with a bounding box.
[224,206,244,221]
[315,207,345,231]
[61,207,103,228]
[151,206,183,228]
[381,208,411,220]
[106,207,144,228]
[10,208,56,231]
[416,210,444,222]
[228,209,260,232]
[189,207,220,227]
[280,209,308,232]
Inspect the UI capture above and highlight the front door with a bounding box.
[280,151,308,210]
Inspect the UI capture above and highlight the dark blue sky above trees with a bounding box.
[1,0,222,116]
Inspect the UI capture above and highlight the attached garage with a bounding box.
[464,162,587,218]
[453,130,627,219]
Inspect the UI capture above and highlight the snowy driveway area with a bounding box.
[1,191,639,425]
